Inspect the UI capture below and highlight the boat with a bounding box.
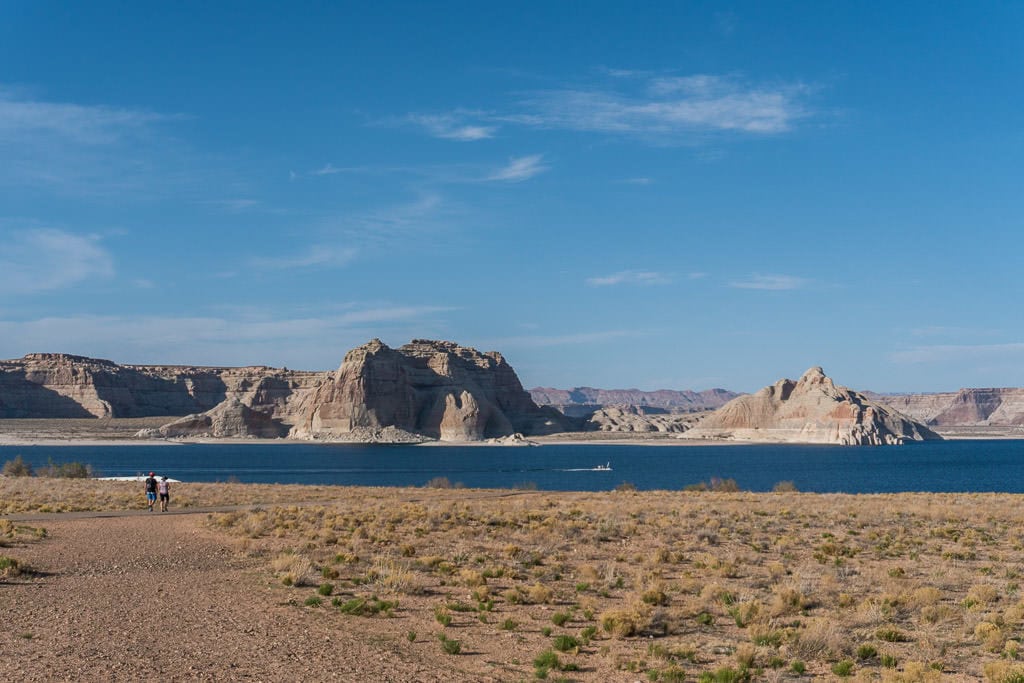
[593,462,612,471]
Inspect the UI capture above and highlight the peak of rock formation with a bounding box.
[293,339,566,442]
[682,367,941,445]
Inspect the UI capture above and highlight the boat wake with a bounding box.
[559,463,612,472]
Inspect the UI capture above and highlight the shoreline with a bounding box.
[1,433,1023,447]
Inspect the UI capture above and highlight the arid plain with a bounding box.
[5,478,1024,681]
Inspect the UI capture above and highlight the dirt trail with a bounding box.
[0,512,492,681]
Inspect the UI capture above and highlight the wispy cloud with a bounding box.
[586,270,671,287]
[249,245,357,270]
[487,154,548,182]
[729,274,808,291]
[617,177,653,185]
[311,163,343,176]
[0,228,114,294]
[0,87,168,145]
[0,87,190,197]
[407,113,497,141]
[508,74,810,140]
[405,72,812,146]
[0,305,455,367]
[889,343,1024,364]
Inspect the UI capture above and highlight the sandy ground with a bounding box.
[0,509,494,682]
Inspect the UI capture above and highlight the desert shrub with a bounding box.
[533,649,560,676]
[976,621,1006,651]
[697,666,751,682]
[876,626,908,642]
[615,482,638,492]
[2,456,33,477]
[317,583,333,596]
[857,644,878,660]
[434,606,452,626]
[832,659,855,676]
[0,555,24,578]
[424,477,459,489]
[772,480,798,492]
[551,610,571,626]
[335,595,396,616]
[304,596,322,607]
[38,460,92,478]
[526,582,553,604]
[437,633,461,655]
[271,552,316,587]
[500,618,517,631]
[552,635,579,652]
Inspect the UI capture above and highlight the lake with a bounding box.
[3,439,1024,493]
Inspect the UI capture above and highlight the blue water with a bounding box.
[2,440,1024,493]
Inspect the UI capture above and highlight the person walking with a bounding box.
[158,476,170,512]
[144,472,158,512]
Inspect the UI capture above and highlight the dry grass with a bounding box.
[10,477,1024,679]
[197,488,1024,680]
[0,476,353,514]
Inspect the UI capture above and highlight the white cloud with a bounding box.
[889,343,1024,364]
[586,270,671,287]
[0,229,114,294]
[729,274,808,291]
[487,154,548,182]
[510,78,807,138]
[250,245,357,270]
[0,88,167,145]
[311,163,343,176]
[407,113,497,141]
[405,73,811,147]
[0,305,455,366]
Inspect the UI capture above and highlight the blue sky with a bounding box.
[1,2,1022,393]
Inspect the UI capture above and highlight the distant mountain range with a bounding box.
[528,386,741,417]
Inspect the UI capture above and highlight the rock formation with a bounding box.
[530,386,738,418]
[871,388,1024,426]
[586,405,705,433]
[0,353,325,426]
[292,339,566,442]
[681,367,941,445]
[141,398,287,439]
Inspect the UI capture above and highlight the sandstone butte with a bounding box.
[680,366,942,445]
[290,338,566,442]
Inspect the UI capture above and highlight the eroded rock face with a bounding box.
[293,339,565,442]
[872,388,1024,426]
[586,405,704,433]
[681,367,941,445]
[0,353,325,424]
[144,398,287,439]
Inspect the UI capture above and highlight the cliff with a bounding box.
[0,353,324,425]
[681,367,941,445]
[292,339,566,442]
[871,388,1024,426]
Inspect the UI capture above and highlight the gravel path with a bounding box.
[0,512,494,681]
